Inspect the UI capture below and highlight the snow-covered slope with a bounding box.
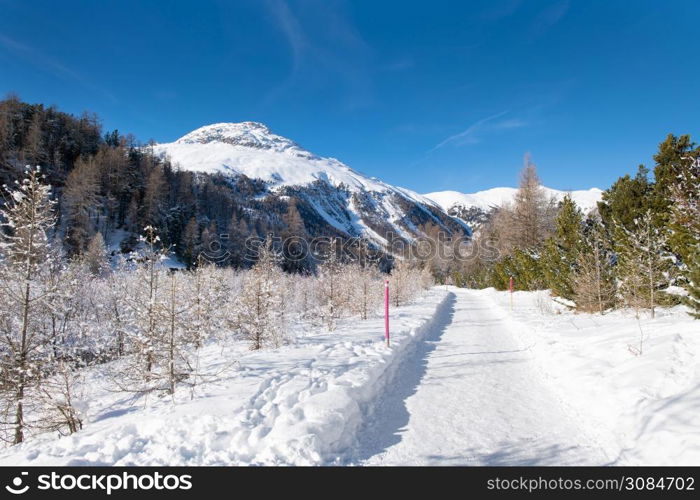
[425,187,603,214]
[153,123,467,244]
[158,123,388,193]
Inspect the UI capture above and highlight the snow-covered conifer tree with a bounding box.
[159,270,190,395]
[83,232,109,276]
[317,239,345,331]
[0,167,59,444]
[670,157,700,318]
[390,258,414,307]
[115,226,170,391]
[351,264,381,320]
[235,239,286,349]
[183,263,229,390]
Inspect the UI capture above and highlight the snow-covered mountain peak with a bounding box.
[151,123,466,246]
[175,122,312,157]
[154,123,427,197]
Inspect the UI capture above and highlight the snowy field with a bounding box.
[0,287,698,466]
[491,288,700,466]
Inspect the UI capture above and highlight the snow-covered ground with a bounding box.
[0,290,453,466]
[484,288,700,466]
[357,288,609,465]
[1,287,698,466]
[358,288,700,465]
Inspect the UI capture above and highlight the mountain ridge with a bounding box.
[425,186,604,214]
[152,122,468,247]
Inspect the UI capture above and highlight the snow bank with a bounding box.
[479,288,700,465]
[0,289,452,466]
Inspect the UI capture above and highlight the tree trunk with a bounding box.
[15,214,36,445]
[169,277,176,395]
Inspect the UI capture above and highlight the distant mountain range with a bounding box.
[424,187,603,213]
[152,122,603,247]
[423,187,603,229]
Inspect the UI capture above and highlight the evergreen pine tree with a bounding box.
[225,213,248,268]
[512,248,545,291]
[542,195,583,299]
[669,156,700,318]
[598,165,652,231]
[180,217,199,268]
[652,134,699,211]
[652,134,700,261]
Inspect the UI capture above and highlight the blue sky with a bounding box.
[1,0,698,193]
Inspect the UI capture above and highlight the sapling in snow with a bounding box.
[614,211,671,318]
[235,239,286,350]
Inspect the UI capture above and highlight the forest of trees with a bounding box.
[452,135,700,319]
[0,94,360,273]
[0,167,433,445]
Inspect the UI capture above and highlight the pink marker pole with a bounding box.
[509,276,514,311]
[384,279,390,347]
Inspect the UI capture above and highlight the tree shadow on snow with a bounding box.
[423,439,609,466]
[351,293,457,463]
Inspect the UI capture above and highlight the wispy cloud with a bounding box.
[0,34,117,103]
[261,0,373,110]
[153,89,178,101]
[382,56,415,72]
[480,0,523,21]
[530,0,570,38]
[0,35,79,79]
[430,111,528,151]
[264,0,306,74]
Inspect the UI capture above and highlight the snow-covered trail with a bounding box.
[357,288,611,465]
